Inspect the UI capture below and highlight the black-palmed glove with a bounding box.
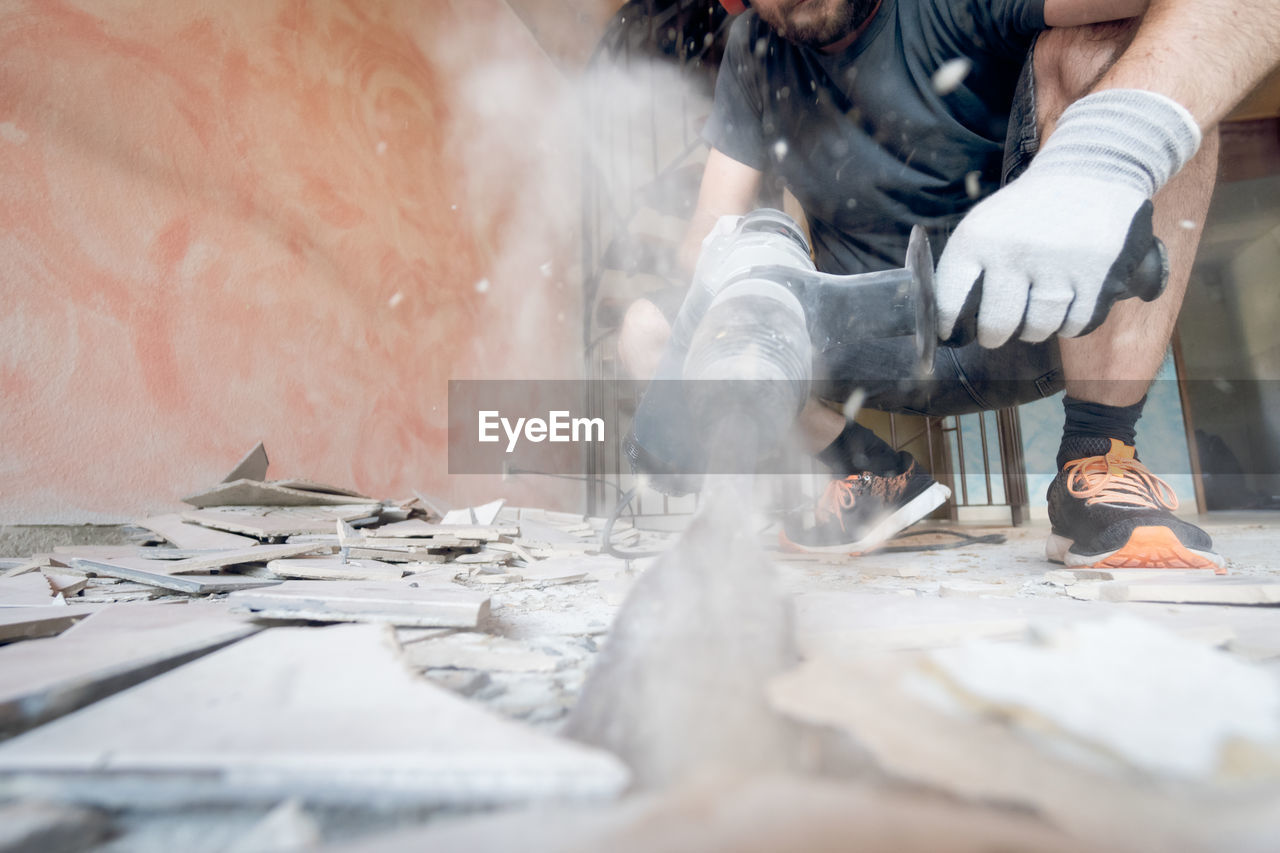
[936,89,1201,348]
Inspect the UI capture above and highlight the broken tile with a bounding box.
[348,546,447,564]
[0,799,109,853]
[399,632,560,673]
[0,624,628,807]
[0,573,60,607]
[1064,583,1103,601]
[361,519,436,538]
[75,577,169,603]
[373,521,518,541]
[228,581,490,628]
[1043,568,1115,586]
[272,478,370,498]
[0,607,89,644]
[50,545,153,562]
[41,571,89,597]
[409,490,449,520]
[1,557,49,578]
[88,544,324,577]
[524,542,602,559]
[455,549,514,565]
[221,441,270,482]
[938,581,1016,599]
[473,572,523,585]
[1093,576,1280,606]
[768,654,1280,853]
[182,506,376,538]
[0,601,258,736]
[927,616,1280,778]
[137,513,259,550]
[401,566,460,587]
[395,627,458,645]
[69,559,283,595]
[267,557,403,582]
[485,541,538,562]
[183,479,382,509]
[442,498,506,526]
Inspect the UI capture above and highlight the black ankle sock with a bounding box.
[818,421,910,478]
[1056,395,1146,469]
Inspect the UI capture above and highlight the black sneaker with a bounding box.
[780,461,951,554]
[1046,437,1225,572]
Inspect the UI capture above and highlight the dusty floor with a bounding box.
[1,507,1278,852]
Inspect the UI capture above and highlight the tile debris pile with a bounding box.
[0,445,1278,851]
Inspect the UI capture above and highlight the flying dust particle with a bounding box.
[1179,219,1197,230]
[388,291,404,308]
[965,170,982,199]
[773,139,788,161]
[931,58,972,95]
[475,278,490,294]
[842,388,867,421]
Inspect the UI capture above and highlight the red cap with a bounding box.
[719,0,749,13]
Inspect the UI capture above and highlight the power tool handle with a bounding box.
[1075,235,1168,338]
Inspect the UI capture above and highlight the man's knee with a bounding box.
[1033,20,1140,124]
[618,298,672,380]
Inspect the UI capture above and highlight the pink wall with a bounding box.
[1,0,586,522]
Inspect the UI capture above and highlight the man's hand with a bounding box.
[935,89,1200,348]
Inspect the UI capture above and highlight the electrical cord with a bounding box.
[873,528,1007,553]
[600,486,668,560]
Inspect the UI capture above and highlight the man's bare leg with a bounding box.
[1031,22,1223,569]
[1035,23,1219,405]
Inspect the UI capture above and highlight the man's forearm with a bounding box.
[1092,0,1280,128]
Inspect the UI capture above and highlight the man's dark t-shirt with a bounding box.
[703,0,1047,275]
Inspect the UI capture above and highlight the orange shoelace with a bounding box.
[1063,440,1178,510]
[816,475,863,530]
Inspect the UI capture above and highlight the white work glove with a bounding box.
[935,89,1202,348]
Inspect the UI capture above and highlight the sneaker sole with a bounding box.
[1046,526,1226,574]
[779,482,952,554]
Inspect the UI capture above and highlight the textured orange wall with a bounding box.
[0,0,585,522]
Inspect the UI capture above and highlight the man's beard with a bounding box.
[757,0,881,49]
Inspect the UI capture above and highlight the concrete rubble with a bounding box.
[0,453,1278,851]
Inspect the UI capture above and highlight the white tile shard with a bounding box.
[0,607,90,643]
[927,616,1280,778]
[229,580,489,628]
[0,601,259,736]
[0,573,60,607]
[0,624,629,807]
[137,514,259,550]
[1095,576,1280,605]
[442,499,506,526]
[69,559,284,595]
[267,557,403,582]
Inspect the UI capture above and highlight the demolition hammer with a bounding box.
[625,208,1168,494]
